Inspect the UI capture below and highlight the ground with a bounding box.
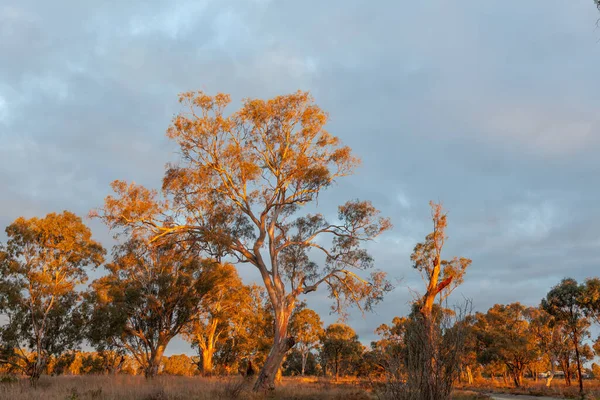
[0,375,494,400]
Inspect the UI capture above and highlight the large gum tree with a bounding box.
[94,90,391,390]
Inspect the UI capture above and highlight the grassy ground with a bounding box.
[457,378,600,399]
[0,375,492,400]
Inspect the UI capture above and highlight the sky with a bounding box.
[1,0,600,355]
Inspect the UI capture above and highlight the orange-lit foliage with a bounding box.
[411,202,471,317]
[0,212,105,385]
[182,264,262,376]
[94,90,392,391]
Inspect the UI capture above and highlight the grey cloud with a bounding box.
[1,0,599,353]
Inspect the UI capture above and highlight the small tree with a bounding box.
[473,303,539,387]
[182,263,256,376]
[94,90,392,390]
[395,202,471,400]
[0,212,105,384]
[163,354,196,376]
[320,323,364,379]
[542,278,590,396]
[289,307,324,376]
[527,306,571,387]
[85,237,218,378]
[412,202,470,318]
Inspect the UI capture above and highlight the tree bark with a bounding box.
[201,344,214,376]
[573,331,584,396]
[28,355,47,386]
[561,357,571,386]
[301,350,307,376]
[145,345,165,378]
[466,366,474,385]
[253,304,295,391]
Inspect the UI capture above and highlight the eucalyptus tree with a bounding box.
[289,307,324,376]
[0,212,104,384]
[86,237,219,378]
[542,278,591,396]
[94,90,392,390]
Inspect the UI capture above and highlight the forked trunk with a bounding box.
[511,369,522,388]
[144,345,165,378]
[253,305,295,391]
[28,355,47,387]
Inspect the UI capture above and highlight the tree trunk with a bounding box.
[511,368,522,388]
[561,357,571,386]
[301,351,307,376]
[199,319,218,376]
[28,355,47,387]
[466,365,474,385]
[573,332,584,396]
[145,345,165,378]
[545,370,555,388]
[201,344,214,376]
[253,305,295,391]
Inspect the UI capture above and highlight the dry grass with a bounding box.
[0,375,374,400]
[457,378,600,399]
[0,375,496,400]
[451,390,491,400]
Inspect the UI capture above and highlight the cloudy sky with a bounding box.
[1,0,600,354]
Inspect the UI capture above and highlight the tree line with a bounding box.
[0,91,599,399]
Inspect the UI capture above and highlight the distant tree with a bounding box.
[582,277,600,323]
[289,307,324,376]
[412,202,471,318]
[399,202,471,400]
[594,336,600,356]
[592,363,600,379]
[320,323,364,379]
[94,91,392,390]
[371,316,409,381]
[0,212,105,385]
[182,263,255,376]
[473,303,539,387]
[542,278,590,396]
[212,285,273,375]
[282,348,319,376]
[527,307,569,387]
[162,354,196,376]
[85,237,218,378]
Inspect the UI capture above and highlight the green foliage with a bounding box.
[282,349,319,376]
[473,303,539,387]
[581,277,600,324]
[0,211,105,382]
[85,237,219,378]
[542,278,591,394]
[289,307,324,375]
[320,323,364,378]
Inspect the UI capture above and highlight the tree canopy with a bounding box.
[0,211,105,384]
[94,90,392,390]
